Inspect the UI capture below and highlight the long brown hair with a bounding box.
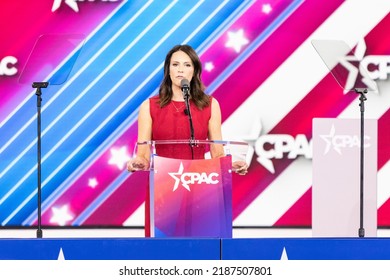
[158,44,210,109]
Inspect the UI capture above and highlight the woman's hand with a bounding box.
[232,160,248,175]
[127,156,150,172]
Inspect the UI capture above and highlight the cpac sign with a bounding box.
[169,162,220,192]
[0,56,18,76]
[254,134,312,174]
[52,0,120,13]
[361,55,390,80]
[320,125,371,155]
[340,40,390,91]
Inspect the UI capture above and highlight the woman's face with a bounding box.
[169,50,194,90]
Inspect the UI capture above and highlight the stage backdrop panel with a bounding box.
[1,1,389,229]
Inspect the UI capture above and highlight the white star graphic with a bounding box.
[108,146,131,170]
[88,178,98,188]
[338,40,377,93]
[238,118,261,164]
[50,205,74,226]
[320,125,341,155]
[250,119,276,174]
[168,163,190,192]
[204,62,215,72]
[225,29,249,53]
[338,56,361,94]
[52,0,79,12]
[236,117,275,174]
[262,4,273,14]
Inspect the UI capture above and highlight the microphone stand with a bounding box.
[355,87,367,238]
[32,81,49,238]
[182,86,195,159]
[182,85,194,235]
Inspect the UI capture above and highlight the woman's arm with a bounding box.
[127,99,152,171]
[208,98,225,158]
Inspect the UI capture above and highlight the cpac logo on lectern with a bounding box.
[168,162,219,192]
[0,56,18,76]
[52,0,120,13]
[320,124,371,155]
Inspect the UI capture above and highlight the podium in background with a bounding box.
[312,118,377,237]
[136,140,248,238]
[311,39,379,237]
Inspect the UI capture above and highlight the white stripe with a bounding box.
[340,81,390,208]
[183,1,228,45]
[338,83,390,120]
[378,161,390,208]
[123,204,145,227]
[231,0,390,226]
[197,0,255,53]
[234,157,312,226]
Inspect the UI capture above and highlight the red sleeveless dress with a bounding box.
[144,96,212,236]
[149,95,212,159]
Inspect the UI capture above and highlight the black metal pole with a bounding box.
[356,88,367,238]
[36,88,43,238]
[33,81,48,238]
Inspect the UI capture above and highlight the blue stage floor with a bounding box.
[1,237,390,260]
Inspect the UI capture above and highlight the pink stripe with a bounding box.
[275,188,312,226]
[377,72,390,226]
[365,13,390,171]
[371,107,390,226]
[212,0,345,120]
[201,0,294,86]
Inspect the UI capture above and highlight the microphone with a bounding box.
[180,79,190,91]
[181,79,190,114]
[180,78,194,145]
